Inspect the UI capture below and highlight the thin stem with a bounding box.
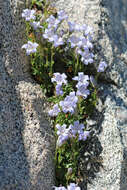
[75,54,79,75]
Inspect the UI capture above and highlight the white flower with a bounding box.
[22,9,36,21]
[22,41,38,55]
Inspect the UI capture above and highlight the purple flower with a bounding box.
[68,21,82,32]
[56,84,63,96]
[76,83,90,99]
[97,61,107,72]
[43,29,56,42]
[51,73,67,85]
[58,10,68,21]
[22,9,36,21]
[22,41,38,55]
[69,121,85,137]
[78,131,90,141]
[73,72,89,87]
[30,21,43,30]
[68,21,76,32]
[56,124,70,147]
[56,124,67,136]
[48,103,61,117]
[83,25,93,36]
[46,15,60,30]
[59,92,78,114]
[53,35,64,47]
[68,36,80,48]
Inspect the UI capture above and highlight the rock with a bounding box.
[0,1,55,189]
[52,0,127,189]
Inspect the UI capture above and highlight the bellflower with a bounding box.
[51,73,67,85]
[97,61,107,72]
[59,92,78,114]
[69,121,85,137]
[76,83,90,99]
[73,72,89,87]
[48,103,61,117]
[78,131,90,141]
[56,124,67,136]
[58,10,68,21]
[53,35,64,47]
[57,133,69,147]
[22,9,36,21]
[56,84,63,96]
[67,183,81,190]
[68,36,80,48]
[46,15,60,30]
[22,41,38,55]
[68,21,82,32]
[43,28,56,42]
[30,21,43,30]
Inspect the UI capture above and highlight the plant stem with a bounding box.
[75,54,79,75]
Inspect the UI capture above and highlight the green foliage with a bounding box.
[23,2,101,187]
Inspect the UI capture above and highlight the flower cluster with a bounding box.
[21,8,108,188]
[56,121,89,147]
[42,11,67,47]
[53,183,81,190]
[73,72,90,99]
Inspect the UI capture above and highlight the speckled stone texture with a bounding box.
[0,0,55,189]
[52,0,127,190]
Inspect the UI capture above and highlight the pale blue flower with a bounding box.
[22,41,38,55]
[73,72,89,87]
[56,84,63,96]
[48,103,61,117]
[76,83,90,99]
[68,36,80,48]
[68,21,82,32]
[58,10,68,21]
[56,124,67,136]
[78,131,90,141]
[97,61,107,72]
[30,21,43,30]
[69,121,84,137]
[53,35,64,47]
[46,15,60,30]
[43,29,56,42]
[51,73,67,85]
[22,9,36,21]
[59,92,78,114]
[67,183,81,190]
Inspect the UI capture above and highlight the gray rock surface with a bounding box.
[0,0,55,189]
[52,0,127,190]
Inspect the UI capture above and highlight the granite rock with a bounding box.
[52,0,127,190]
[0,0,55,189]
